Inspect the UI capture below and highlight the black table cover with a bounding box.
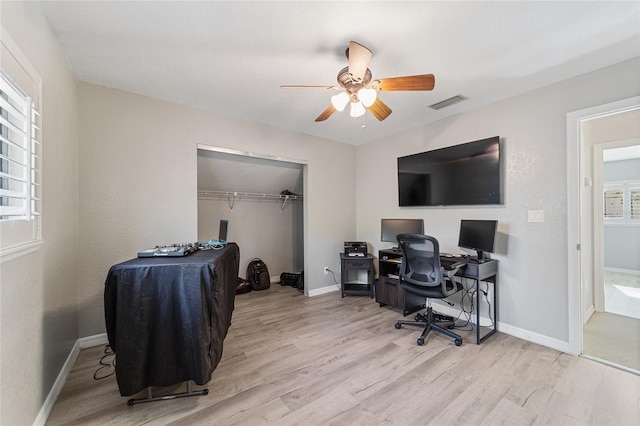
[104,244,239,396]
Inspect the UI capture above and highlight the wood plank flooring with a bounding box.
[46,284,640,425]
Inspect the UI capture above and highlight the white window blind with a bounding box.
[0,70,41,221]
[603,187,623,219]
[631,187,640,220]
[603,183,640,224]
[1,29,42,260]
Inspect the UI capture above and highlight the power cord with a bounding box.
[326,268,341,289]
[452,277,495,330]
[451,277,475,331]
[93,344,116,380]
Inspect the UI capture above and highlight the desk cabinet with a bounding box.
[376,249,424,316]
[340,254,375,298]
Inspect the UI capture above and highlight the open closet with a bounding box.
[197,145,305,283]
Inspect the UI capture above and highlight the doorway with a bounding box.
[585,141,640,371]
[596,143,640,320]
[567,98,640,373]
[196,144,306,288]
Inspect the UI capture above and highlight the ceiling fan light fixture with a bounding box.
[357,88,377,107]
[350,100,366,118]
[331,92,350,112]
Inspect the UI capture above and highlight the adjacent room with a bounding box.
[1,1,639,425]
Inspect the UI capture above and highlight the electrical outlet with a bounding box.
[323,266,329,275]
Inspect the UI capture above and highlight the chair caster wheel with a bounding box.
[455,339,462,346]
[414,315,421,321]
[394,322,401,329]
[417,338,425,346]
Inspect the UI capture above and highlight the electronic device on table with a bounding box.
[458,219,498,262]
[344,241,367,256]
[137,243,198,258]
[381,218,424,251]
[201,219,229,248]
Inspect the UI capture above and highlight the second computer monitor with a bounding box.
[458,219,497,262]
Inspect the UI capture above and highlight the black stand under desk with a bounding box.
[340,253,375,298]
[442,257,498,344]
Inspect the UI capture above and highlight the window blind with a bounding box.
[0,70,41,221]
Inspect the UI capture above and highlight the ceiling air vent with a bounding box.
[428,95,468,110]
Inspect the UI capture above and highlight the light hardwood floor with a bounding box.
[46,284,640,425]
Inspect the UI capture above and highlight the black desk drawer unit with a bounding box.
[376,249,424,316]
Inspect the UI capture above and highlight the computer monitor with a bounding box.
[218,219,228,243]
[458,219,497,262]
[381,218,424,247]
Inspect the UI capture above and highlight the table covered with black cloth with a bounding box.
[104,243,239,396]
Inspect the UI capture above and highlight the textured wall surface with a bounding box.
[356,57,640,343]
[1,2,79,425]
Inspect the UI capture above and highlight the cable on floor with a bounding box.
[93,344,116,380]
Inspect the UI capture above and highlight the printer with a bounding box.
[344,241,367,257]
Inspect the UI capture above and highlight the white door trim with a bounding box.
[566,96,640,356]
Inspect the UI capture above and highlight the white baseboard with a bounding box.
[33,333,108,426]
[497,322,572,354]
[308,284,339,297]
[432,304,571,353]
[583,304,595,324]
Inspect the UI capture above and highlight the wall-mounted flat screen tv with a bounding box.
[397,136,502,207]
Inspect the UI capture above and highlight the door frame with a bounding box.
[566,96,640,356]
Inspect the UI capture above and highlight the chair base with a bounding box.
[395,306,462,347]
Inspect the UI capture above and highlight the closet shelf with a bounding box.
[198,190,303,211]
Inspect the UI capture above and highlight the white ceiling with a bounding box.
[37,1,640,146]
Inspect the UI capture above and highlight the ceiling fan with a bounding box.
[281,41,435,122]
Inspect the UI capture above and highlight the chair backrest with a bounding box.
[397,233,442,288]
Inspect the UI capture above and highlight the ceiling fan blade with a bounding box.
[373,74,435,91]
[367,98,392,121]
[347,41,372,83]
[280,85,339,90]
[315,104,336,122]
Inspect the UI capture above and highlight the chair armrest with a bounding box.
[443,261,465,282]
[448,261,466,270]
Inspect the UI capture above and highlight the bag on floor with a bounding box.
[293,271,304,292]
[246,258,270,291]
[280,272,301,286]
[280,272,303,292]
[236,277,252,295]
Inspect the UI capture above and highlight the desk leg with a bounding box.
[476,279,497,344]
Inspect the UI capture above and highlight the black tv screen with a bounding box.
[397,136,502,206]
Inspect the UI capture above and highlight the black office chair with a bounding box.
[394,233,465,346]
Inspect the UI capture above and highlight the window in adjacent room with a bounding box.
[603,183,640,223]
[0,31,42,260]
[603,186,623,219]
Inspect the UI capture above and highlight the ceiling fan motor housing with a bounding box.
[337,66,372,99]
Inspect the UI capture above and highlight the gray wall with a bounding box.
[76,82,357,336]
[1,2,79,425]
[604,157,640,271]
[356,57,640,344]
